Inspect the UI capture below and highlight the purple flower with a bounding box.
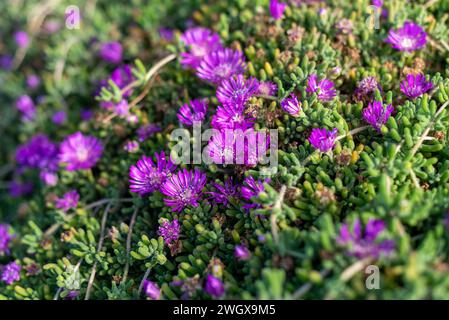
[354,76,381,103]
[26,74,40,89]
[99,41,123,64]
[55,190,79,212]
[211,104,254,131]
[107,64,135,98]
[207,129,269,166]
[81,109,94,121]
[0,224,13,255]
[337,218,395,259]
[1,262,21,285]
[64,291,79,300]
[180,27,222,69]
[14,31,29,48]
[158,219,180,245]
[137,124,161,142]
[400,73,433,99]
[196,48,246,84]
[124,140,139,153]
[241,176,268,202]
[114,99,129,117]
[257,81,278,97]
[269,0,287,20]
[0,55,13,70]
[16,134,59,184]
[386,21,427,52]
[444,213,449,231]
[306,74,336,101]
[160,168,207,212]
[52,110,67,125]
[234,245,251,260]
[177,99,208,126]
[8,181,33,198]
[216,75,259,106]
[281,94,301,117]
[15,95,36,121]
[129,152,176,196]
[59,132,103,171]
[142,280,161,300]
[208,177,240,206]
[159,27,174,41]
[372,0,383,7]
[204,274,224,298]
[362,101,394,132]
[308,128,338,152]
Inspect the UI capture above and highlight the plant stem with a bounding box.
[122,207,139,284]
[271,185,287,244]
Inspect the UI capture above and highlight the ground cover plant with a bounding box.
[1,0,449,300]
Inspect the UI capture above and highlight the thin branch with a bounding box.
[122,207,139,284]
[409,100,449,158]
[340,257,372,282]
[84,198,133,210]
[291,269,331,299]
[271,185,287,244]
[138,267,152,295]
[84,203,112,300]
[336,125,370,141]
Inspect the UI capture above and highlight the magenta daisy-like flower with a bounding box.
[400,73,433,99]
[55,190,80,212]
[211,104,254,131]
[362,101,394,132]
[208,177,240,206]
[180,27,222,69]
[160,168,207,212]
[354,76,381,103]
[142,280,161,300]
[1,262,21,285]
[306,74,336,101]
[280,94,301,117]
[137,124,161,142]
[241,176,270,210]
[257,81,278,97]
[196,48,246,84]
[0,224,13,255]
[16,134,59,172]
[269,0,287,20]
[337,218,395,259]
[59,132,103,171]
[108,64,135,98]
[216,75,259,106]
[204,274,225,298]
[14,30,29,48]
[129,151,176,196]
[158,219,180,245]
[308,128,338,152]
[385,21,427,52]
[99,41,123,64]
[177,99,208,126]
[234,245,251,260]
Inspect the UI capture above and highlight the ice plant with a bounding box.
[8,181,33,198]
[234,245,250,260]
[208,177,240,206]
[158,219,180,245]
[26,74,40,89]
[269,0,287,20]
[107,64,136,97]
[59,132,103,171]
[0,224,13,255]
[52,110,67,125]
[400,74,433,99]
[160,168,207,212]
[308,128,338,152]
[216,75,259,106]
[99,41,123,64]
[129,151,176,196]
[196,48,246,84]
[1,262,21,285]
[306,74,336,101]
[177,99,208,126]
[280,94,301,117]
[180,27,222,69]
[385,21,427,52]
[211,104,254,131]
[55,190,80,212]
[337,218,395,259]
[124,140,139,153]
[354,76,381,102]
[257,81,278,96]
[204,274,225,298]
[142,280,161,300]
[137,124,161,142]
[362,101,394,132]
[15,95,36,121]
